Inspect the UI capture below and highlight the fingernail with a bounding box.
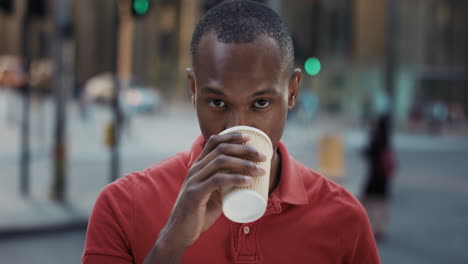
[259,153,267,161]
[256,166,266,174]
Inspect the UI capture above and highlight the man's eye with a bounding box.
[209,99,226,108]
[253,99,270,108]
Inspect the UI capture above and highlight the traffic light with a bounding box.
[0,0,13,14]
[132,0,150,17]
[304,57,321,76]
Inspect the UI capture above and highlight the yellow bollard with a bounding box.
[104,122,115,148]
[318,133,344,181]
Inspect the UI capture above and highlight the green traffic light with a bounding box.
[304,57,321,76]
[133,0,149,15]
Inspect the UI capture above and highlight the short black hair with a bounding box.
[190,0,294,71]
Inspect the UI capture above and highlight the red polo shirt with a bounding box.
[83,136,380,264]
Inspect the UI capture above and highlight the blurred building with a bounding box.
[280,0,468,125]
[72,0,117,93]
[71,0,200,98]
[1,0,467,124]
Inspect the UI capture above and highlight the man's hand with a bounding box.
[144,132,267,263]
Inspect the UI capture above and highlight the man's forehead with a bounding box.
[193,32,286,80]
[196,32,283,64]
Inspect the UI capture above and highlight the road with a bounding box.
[377,149,468,263]
[0,230,85,264]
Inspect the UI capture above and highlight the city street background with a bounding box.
[1,97,467,263]
[1,0,468,263]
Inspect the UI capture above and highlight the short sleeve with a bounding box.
[340,192,381,264]
[82,177,135,264]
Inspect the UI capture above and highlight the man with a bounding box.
[83,1,380,263]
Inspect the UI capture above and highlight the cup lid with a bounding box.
[222,189,267,223]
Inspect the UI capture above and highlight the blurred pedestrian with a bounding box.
[361,112,396,241]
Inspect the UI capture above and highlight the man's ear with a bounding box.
[186,68,196,105]
[288,68,301,110]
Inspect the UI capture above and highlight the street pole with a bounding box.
[20,0,31,197]
[51,0,71,202]
[384,0,397,120]
[110,0,134,182]
[110,75,122,182]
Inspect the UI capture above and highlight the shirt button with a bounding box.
[243,226,250,235]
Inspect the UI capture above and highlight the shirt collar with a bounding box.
[187,135,308,206]
[187,135,205,168]
[273,141,309,205]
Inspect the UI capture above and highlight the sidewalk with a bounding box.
[0,101,200,237]
[1,100,468,237]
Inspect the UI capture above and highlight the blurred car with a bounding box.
[121,86,162,114]
[83,72,162,114]
[83,72,114,103]
[0,55,27,88]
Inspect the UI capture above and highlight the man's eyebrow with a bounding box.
[251,88,279,97]
[201,87,225,96]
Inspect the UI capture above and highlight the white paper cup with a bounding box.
[219,126,273,223]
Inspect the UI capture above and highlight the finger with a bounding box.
[196,133,249,162]
[194,143,267,172]
[193,154,266,182]
[183,174,252,205]
[198,173,253,195]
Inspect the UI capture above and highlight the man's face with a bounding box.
[188,32,301,151]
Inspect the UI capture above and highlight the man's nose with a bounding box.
[225,110,249,130]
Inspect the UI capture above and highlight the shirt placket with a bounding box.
[236,222,258,264]
[232,195,283,264]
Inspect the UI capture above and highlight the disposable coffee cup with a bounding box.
[219,126,273,223]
